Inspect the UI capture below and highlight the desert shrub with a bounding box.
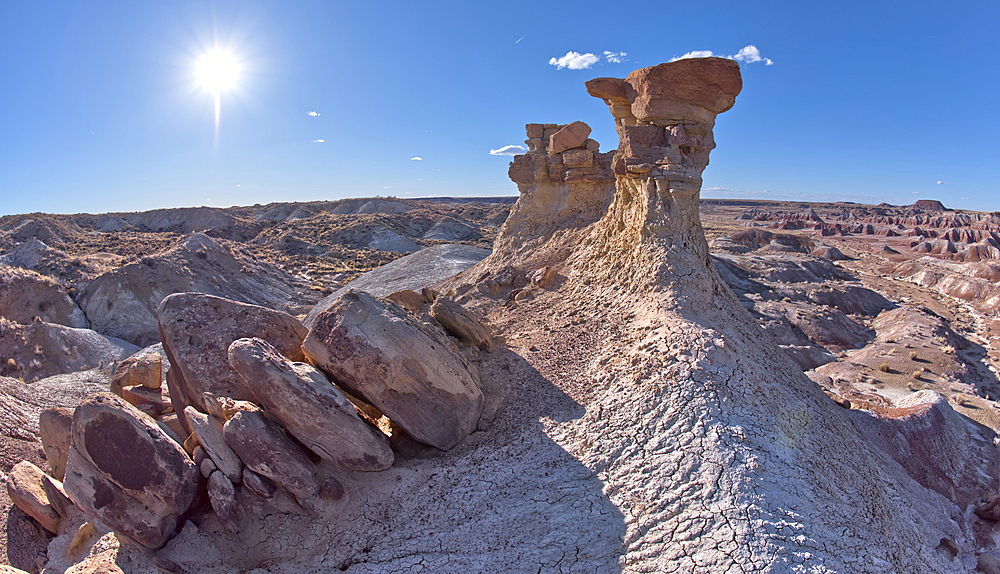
[952,394,967,406]
[877,362,892,373]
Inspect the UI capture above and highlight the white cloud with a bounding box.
[936,180,946,184]
[670,50,716,62]
[308,111,320,116]
[731,45,774,65]
[670,45,774,65]
[549,51,599,70]
[604,51,627,64]
[411,156,422,161]
[311,139,325,143]
[490,145,526,156]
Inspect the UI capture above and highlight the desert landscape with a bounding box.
[2,58,1000,573]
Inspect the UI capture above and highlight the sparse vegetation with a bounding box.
[877,362,892,373]
[952,394,968,406]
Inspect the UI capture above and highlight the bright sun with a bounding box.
[194,49,240,93]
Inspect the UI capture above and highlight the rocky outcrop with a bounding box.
[64,393,200,549]
[304,244,490,328]
[0,318,138,383]
[0,266,88,328]
[39,407,73,480]
[303,289,483,451]
[227,337,393,471]
[849,390,999,509]
[157,293,307,431]
[78,233,309,346]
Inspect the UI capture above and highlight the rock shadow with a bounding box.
[160,347,626,573]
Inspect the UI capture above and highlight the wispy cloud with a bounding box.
[731,45,773,65]
[670,45,774,65]
[671,50,716,62]
[549,51,600,70]
[411,156,422,161]
[549,50,629,69]
[604,51,627,64]
[937,180,946,184]
[311,139,325,143]
[308,111,320,116]
[490,145,526,156]
[515,35,525,44]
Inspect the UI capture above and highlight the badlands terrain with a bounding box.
[1,57,1000,573]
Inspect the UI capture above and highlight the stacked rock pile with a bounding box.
[5,287,492,551]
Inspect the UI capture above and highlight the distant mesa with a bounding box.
[913,199,948,211]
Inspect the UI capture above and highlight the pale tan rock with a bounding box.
[429,297,493,350]
[64,552,125,574]
[40,406,73,480]
[5,461,61,533]
[109,352,161,396]
[562,149,594,169]
[120,385,167,414]
[228,337,394,470]
[529,266,556,287]
[549,121,591,154]
[184,407,243,484]
[66,521,99,560]
[302,289,483,450]
[40,473,73,518]
[387,290,425,313]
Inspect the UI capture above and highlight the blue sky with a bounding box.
[1,0,997,216]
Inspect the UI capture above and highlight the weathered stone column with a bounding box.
[578,57,742,297]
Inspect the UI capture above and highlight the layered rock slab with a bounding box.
[303,289,483,451]
[157,292,307,431]
[228,337,393,471]
[223,410,319,499]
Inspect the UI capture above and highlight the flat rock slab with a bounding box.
[5,461,61,534]
[304,244,490,328]
[303,289,483,451]
[157,292,307,431]
[429,296,492,349]
[69,393,199,520]
[549,121,591,154]
[228,338,393,471]
[39,407,73,480]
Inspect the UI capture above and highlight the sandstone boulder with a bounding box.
[109,352,161,396]
[39,407,73,480]
[228,338,393,471]
[68,393,200,522]
[429,296,492,350]
[548,121,591,154]
[0,266,88,328]
[184,407,243,484]
[5,461,62,534]
[624,58,743,124]
[223,410,319,499]
[302,289,483,450]
[157,293,307,431]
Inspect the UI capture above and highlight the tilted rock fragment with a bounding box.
[5,460,63,534]
[228,337,393,470]
[302,289,483,451]
[223,409,319,499]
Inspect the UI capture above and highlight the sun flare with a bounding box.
[194,49,240,94]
